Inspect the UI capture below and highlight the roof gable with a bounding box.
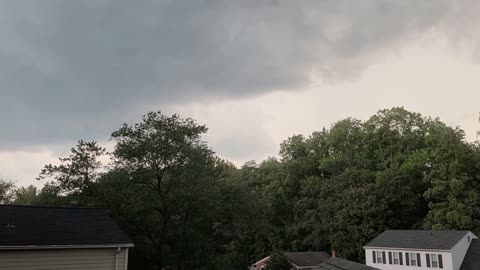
[0,205,132,247]
[365,230,470,250]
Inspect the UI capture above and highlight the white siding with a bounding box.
[450,232,477,270]
[0,248,128,270]
[365,248,453,270]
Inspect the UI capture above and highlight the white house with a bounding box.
[364,230,479,270]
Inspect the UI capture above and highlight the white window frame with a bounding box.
[375,251,384,264]
[409,252,417,266]
[393,252,400,265]
[430,254,439,268]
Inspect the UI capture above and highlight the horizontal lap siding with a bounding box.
[0,248,127,270]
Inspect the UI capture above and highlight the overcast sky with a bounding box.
[1,0,480,187]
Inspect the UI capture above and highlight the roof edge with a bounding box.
[363,246,452,252]
[252,255,271,266]
[0,244,134,250]
[0,204,103,210]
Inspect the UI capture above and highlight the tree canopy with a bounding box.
[3,107,480,269]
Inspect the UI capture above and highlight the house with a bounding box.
[314,257,380,270]
[0,205,133,270]
[364,230,479,270]
[251,251,331,270]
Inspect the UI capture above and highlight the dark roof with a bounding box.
[365,230,469,250]
[0,205,132,247]
[283,251,330,267]
[315,257,380,270]
[460,239,480,270]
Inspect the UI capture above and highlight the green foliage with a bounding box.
[37,140,106,203]
[0,179,15,204]
[15,185,38,205]
[31,107,480,268]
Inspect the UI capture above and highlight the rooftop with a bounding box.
[364,230,470,250]
[315,257,380,270]
[460,239,480,270]
[0,205,132,247]
[283,251,331,267]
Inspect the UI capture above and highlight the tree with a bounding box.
[0,179,15,204]
[277,108,480,261]
[15,185,38,205]
[423,123,480,230]
[265,253,291,270]
[110,111,218,269]
[37,140,106,204]
[27,107,480,267]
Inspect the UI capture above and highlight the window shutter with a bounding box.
[406,253,410,266]
[372,251,376,263]
[417,253,421,267]
[389,252,392,264]
[383,252,386,264]
[426,254,430,267]
[439,254,443,269]
[400,252,403,265]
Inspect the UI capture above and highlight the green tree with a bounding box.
[15,185,38,205]
[29,107,480,267]
[423,123,480,230]
[111,111,219,269]
[0,179,15,204]
[281,108,480,261]
[37,140,106,204]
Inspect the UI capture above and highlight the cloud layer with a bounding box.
[1,1,479,149]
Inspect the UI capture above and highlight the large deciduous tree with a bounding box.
[30,107,480,267]
[110,111,218,269]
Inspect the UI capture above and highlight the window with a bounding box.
[409,252,417,266]
[431,254,439,268]
[393,252,400,265]
[468,236,471,242]
[427,253,443,268]
[375,251,384,264]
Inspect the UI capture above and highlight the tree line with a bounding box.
[1,107,480,269]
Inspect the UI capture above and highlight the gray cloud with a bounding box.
[0,0,477,149]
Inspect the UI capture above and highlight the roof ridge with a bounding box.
[0,204,103,210]
[384,229,470,232]
[365,230,471,250]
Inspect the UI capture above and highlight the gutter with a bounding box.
[115,247,120,270]
[124,248,129,270]
[363,246,451,252]
[0,243,134,250]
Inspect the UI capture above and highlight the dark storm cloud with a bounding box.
[0,0,474,149]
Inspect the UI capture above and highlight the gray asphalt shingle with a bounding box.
[365,230,469,250]
[0,205,132,247]
[283,251,331,267]
[460,239,480,270]
[315,257,380,270]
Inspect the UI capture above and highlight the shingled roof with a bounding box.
[364,230,469,250]
[0,205,132,248]
[460,239,480,270]
[283,251,331,267]
[315,257,380,270]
